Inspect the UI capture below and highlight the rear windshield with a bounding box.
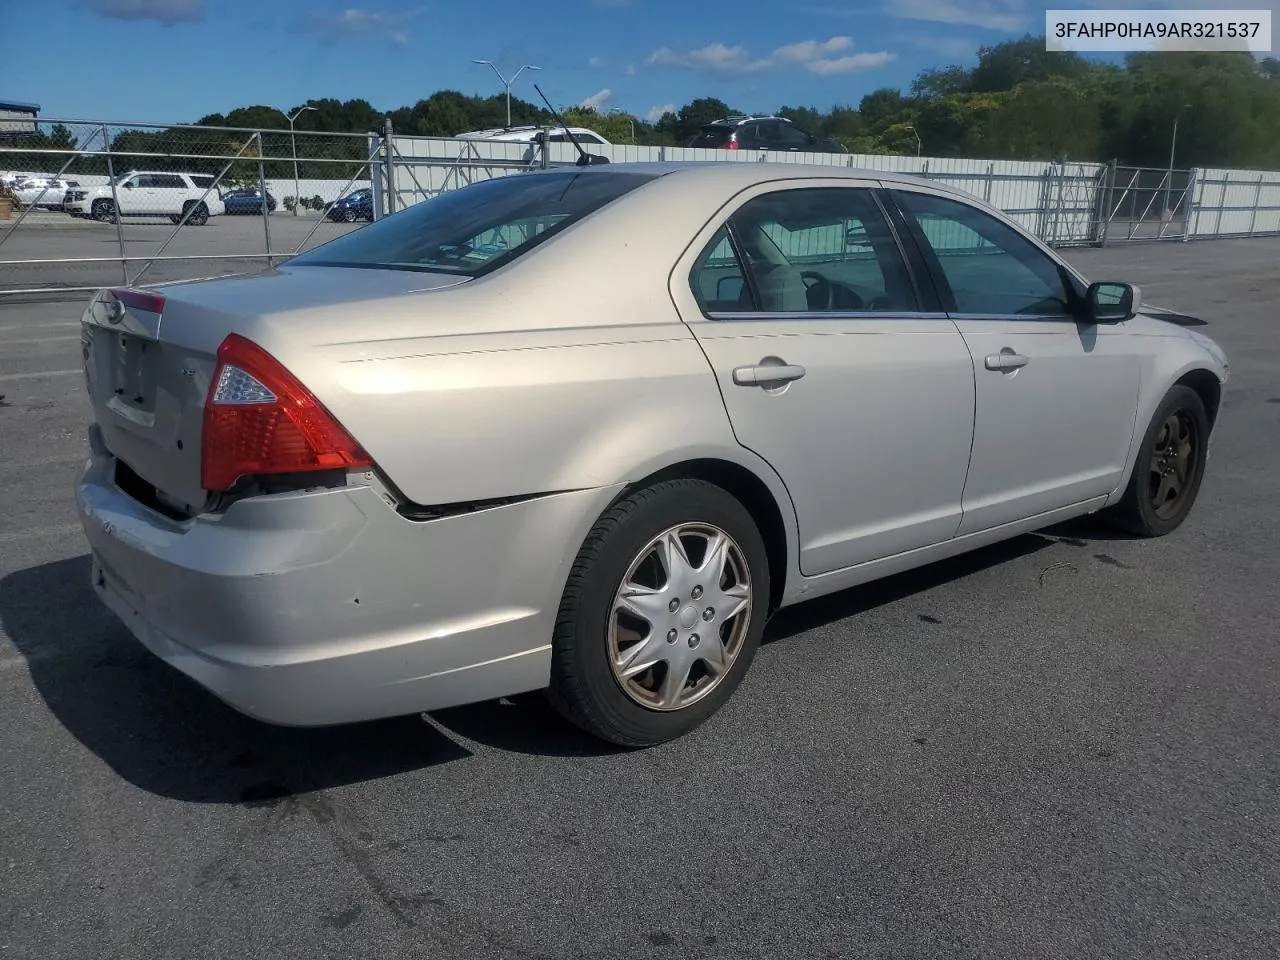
[291,170,656,276]
[686,127,733,148]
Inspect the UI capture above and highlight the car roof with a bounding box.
[533,160,951,193]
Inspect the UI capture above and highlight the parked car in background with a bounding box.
[324,187,374,222]
[14,177,79,209]
[74,162,1227,749]
[457,125,612,146]
[685,116,848,154]
[64,171,225,224]
[222,188,277,215]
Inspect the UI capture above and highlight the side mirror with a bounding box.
[1086,281,1140,323]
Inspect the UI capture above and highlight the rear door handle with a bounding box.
[732,362,807,386]
[984,351,1029,371]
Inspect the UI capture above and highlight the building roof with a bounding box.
[0,100,41,113]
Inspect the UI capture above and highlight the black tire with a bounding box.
[342,208,358,222]
[1108,384,1209,537]
[183,201,209,226]
[91,199,115,223]
[547,479,770,747]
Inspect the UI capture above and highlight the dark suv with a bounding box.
[684,116,847,154]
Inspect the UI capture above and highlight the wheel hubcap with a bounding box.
[1148,410,1197,520]
[608,523,752,712]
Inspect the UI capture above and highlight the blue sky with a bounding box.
[3,0,1273,125]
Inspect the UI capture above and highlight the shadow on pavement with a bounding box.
[763,533,1057,644]
[0,556,471,805]
[3,517,1124,789]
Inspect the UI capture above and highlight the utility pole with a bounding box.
[472,59,541,128]
[277,105,317,215]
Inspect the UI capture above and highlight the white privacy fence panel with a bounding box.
[1190,167,1280,238]
[385,135,1109,246]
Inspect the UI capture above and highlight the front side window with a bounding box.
[894,190,1073,317]
[690,187,917,315]
[291,169,657,276]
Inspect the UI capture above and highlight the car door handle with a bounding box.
[984,351,1029,371]
[732,362,807,386]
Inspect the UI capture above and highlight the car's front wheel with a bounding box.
[548,479,770,747]
[1109,384,1210,537]
[91,199,116,223]
[342,208,358,222]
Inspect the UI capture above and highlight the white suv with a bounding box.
[456,125,611,145]
[64,171,226,224]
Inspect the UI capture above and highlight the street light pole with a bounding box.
[279,105,317,216]
[472,59,541,128]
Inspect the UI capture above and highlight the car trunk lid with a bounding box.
[81,267,469,514]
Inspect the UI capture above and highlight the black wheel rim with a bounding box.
[1148,409,1198,520]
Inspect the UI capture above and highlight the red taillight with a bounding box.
[725,136,739,150]
[201,333,372,492]
[111,287,166,314]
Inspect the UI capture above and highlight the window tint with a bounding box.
[291,169,656,276]
[190,175,214,189]
[155,175,186,189]
[773,124,812,147]
[690,187,916,314]
[690,227,750,312]
[687,127,732,148]
[894,190,1073,317]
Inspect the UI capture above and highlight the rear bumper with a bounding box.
[75,439,621,726]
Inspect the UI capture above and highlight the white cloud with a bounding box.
[580,88,613,110]
[804,52,897,74]
[303,6,425,45]
[889,0,1026,32]
[646,103,675,122]
[773,36,854,63]
[588,55,604,67]
[647,36,895,75]
[625,63,638,76]
[85,0,202,23]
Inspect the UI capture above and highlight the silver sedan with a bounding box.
[75,162,1229,746]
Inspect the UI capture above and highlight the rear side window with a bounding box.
[690,187,917,315]
[687,127,733,148]
[291,170,657,276]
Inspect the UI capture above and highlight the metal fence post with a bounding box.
[1098,159,1116,247]
[103,123,129,284]
[1248,171,1265,237]
[984,162,993,203]
[259,149,273,268]
[383,117,396,215]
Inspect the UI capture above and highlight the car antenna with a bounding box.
[532,84,610,167]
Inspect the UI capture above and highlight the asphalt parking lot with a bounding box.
[1,235,1278,959]
[0,211,360,293]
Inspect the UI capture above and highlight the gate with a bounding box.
[1098,165,1196,243]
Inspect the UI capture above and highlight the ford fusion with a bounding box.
[75,162,1228,746]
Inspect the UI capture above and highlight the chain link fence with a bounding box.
[0,118,384,294]
[4,117,1280,297]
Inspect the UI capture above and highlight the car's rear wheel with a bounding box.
[183,201,209,226]
[1109,384,1209,537]
[342,208,357,222]
[547,479,769,747]
[91,199,115,223]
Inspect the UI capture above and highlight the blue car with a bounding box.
[325,188,374,222]
[221,188,277,215]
